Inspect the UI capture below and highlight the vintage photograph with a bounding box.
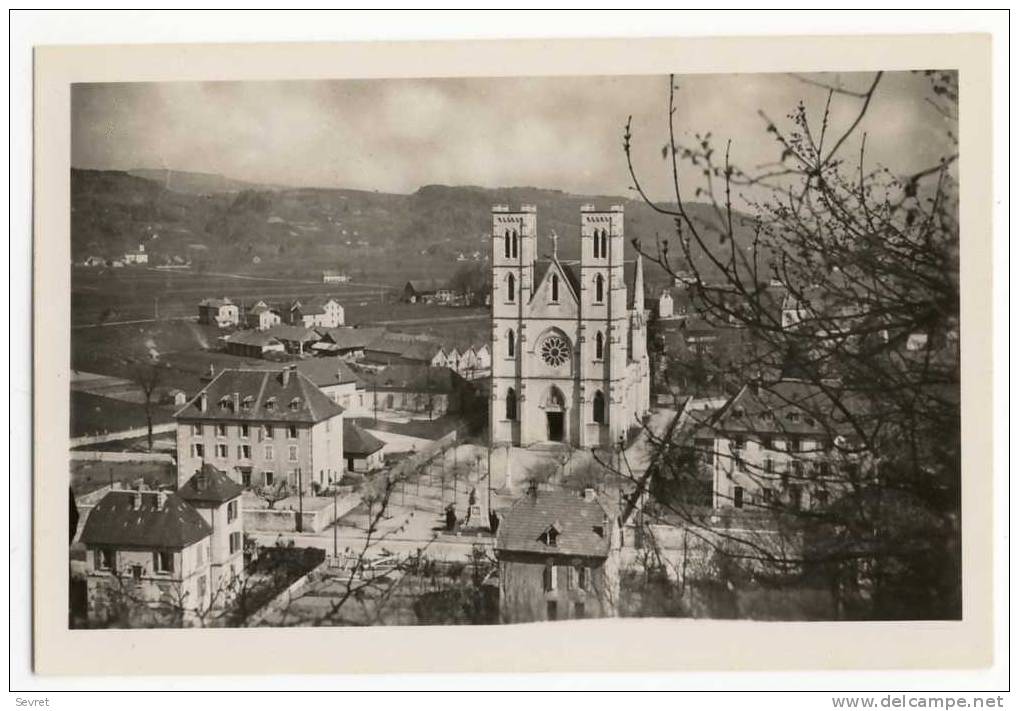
[66,68,960,630]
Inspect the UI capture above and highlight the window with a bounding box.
[95,548,115,572]
[542,526,559,547]
[192,423,203,436]
[576,565,589,591]
[288,445,299,462]
[600,231,608,259]
[288,425,298,439]
[818,461,831,479]
[504,230,511,258]
[789,437,801,453]
[241,470,252,487]
[506,273,516,303]
[814,489,830,509]
[761,488,774,506]
[264,445,274,461]
[574,602,586,619]
[197,575,207,601]
[197,544,204,565]
[546,601,558,621]
[507,329,515,358]
[216,424,227,437]
[216,444,228,459]
[792,460,804,478]
[505,388,517,421]
[192,443,205,458]
[265,397,277,412]
[788,484,803,510]
[595,331,604,360]
[543,565,558,591]
[733,486,744,509]
[289,398,301,412]
[263,426,274,440]
[732,436,746,451]
[227,500,238,523]
[788,411,801,423]
[153,551,174,574]
[264,471,275,487]
[594,273,605,303]
[241,396,254,411]
[229,531,242,554]
[511,230,519,258]
[240,424,249,439]
[551,274,559,302]
[593,390,606,424]
[131,565,143,583]
[238,445,251,460]
[736,456,747,473]
[761,436,773,450]
[764,458,774,474]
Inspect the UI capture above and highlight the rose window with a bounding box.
[539,334,571,367]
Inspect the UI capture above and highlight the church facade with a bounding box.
[490,204,651,449]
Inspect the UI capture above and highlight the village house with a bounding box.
[495,488,621,624]
[198,297,240,328]
[245,300,282,331]
[322,270,351,284]
[222,330,285,359]
[174,366,345,494]
[342,420,386,473]
[362,331,446,368]
[80,484,214,626]
[401,279,455,304]
[696,379,867,512]
[287,297,345,329]
[175,463,246,600]
[123,244,149,265]
[311,326,380,360]
[358,364,468,419]
[264,324,320,356]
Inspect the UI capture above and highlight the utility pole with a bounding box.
[332,480,338,560]
[297,467,304,533]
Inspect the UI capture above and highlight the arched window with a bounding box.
[600,231,608,260]
[594,273,605,303]
[593,230,601,258]
[507,329,516,358]
[505,387,517,421]
[595,331,604,360]
[507,273,516,303]
[504,230,511,258]
[551,274,559,302]
[511,230,519,259]
[593,390,606,424]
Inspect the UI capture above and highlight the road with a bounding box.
[251,530,493,560]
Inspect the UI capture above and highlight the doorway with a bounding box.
[547,411,564,442]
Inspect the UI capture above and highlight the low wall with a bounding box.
[70,450,175,464]
[244,493,361,534]
[71,423,176,448]
[246,559,329,626]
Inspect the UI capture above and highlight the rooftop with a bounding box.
[496,489,613,558]
[175,367,344,423]
[177,462,244,505]
[342,420,385,456]
[80,489,212,549]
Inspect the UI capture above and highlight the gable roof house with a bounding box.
[264,324,321,356]
[222,330,286,359]
[288,297,345,329]
[176,463,246,599]
[80,486,214,626]
[174,366,345,494]
[495,488,621,624]
[341,420,385,473]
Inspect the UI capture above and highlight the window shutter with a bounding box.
[152,551,159,572]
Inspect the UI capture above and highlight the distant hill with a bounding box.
[127,169,289,194]
[71,168,762,286]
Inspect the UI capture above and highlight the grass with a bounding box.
[70,391,174,438]
[70,459,176,497]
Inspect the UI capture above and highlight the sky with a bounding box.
[72,71,956,200]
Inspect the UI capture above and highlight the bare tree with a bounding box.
[618,71,960,620]
[127,356,164,452]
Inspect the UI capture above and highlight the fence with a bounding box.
[70,450,175,464]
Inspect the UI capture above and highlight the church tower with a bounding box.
[490,205,537,446]
[578,204,629,447]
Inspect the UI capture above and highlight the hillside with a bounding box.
[70,168,761,287]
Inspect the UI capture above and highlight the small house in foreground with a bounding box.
[495,488,621,624]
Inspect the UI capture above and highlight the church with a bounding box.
[490,204,651,449]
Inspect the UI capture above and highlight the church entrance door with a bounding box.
[547,412,564,442]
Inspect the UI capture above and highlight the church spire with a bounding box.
[550,230,559,260]
[632,253,646,310]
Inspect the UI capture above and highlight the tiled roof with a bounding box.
[224,330,283,347]
[703,379,867,438]
[535,259,581,301]
[199,297,233,308]
[342,420,385,456]
[357,364,462,394]
[315,327,375,350]
[496,489,613,558]
[177,463,244,505]
[264,324,320,343]
[250,356,362,388]
[406,279,447,293]
[174,368,344,423]
[80,490,212,549]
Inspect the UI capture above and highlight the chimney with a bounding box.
[232,392,240,412]
[582,487,596,503]
[282,363,297,387]
[157,489,169,510]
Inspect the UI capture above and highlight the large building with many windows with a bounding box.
[174,366,345,494]
[490,204,650,449]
